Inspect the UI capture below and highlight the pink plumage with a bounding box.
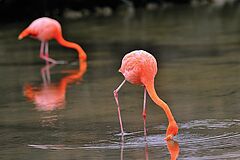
[114,50,178,140]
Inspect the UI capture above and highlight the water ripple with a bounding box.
[180,119,240,130]
[28,119,240,159]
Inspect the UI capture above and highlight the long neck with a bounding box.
[145,80,175,123]
[56,34,87,61]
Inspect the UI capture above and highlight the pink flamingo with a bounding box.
[18,17,87,64]
[113,50,178,140]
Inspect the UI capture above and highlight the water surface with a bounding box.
[0,5,239,159]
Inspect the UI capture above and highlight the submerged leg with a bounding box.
[142,87,147,137]
[113,79,126,135]
[120,140,124,160]
[144,142,149,160]
[44,42,50,65]
[40,41,52,62]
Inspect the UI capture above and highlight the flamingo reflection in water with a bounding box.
[166,140,180,160]
[120,139,179,160]
[143,140,179,160]
[23,60,87,111]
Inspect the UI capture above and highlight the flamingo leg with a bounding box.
[142,87,147,137]
[40,41,65,64]
[113,79,126,135]
[40,41,45,58]
[40,41,52,62]
[40,41,56,64]
[44,41,49,58]
[44,42,50,65]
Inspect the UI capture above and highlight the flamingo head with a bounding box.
[165,121,178,141]
[18,28,31,40]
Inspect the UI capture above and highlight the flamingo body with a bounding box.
[18,17,87,63]
[20,17,61,41]
[114,50,178,140]
[119,50,157,85]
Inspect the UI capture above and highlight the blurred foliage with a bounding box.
[0,0,239,22]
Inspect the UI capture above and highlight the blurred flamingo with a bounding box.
[113,50,178,140]
[24,60,87,111]
[18,17,87,64]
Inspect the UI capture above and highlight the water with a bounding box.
[0,5,240,160]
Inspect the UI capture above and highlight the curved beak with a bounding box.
[165,134,174,141]
[18,28,29,40]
